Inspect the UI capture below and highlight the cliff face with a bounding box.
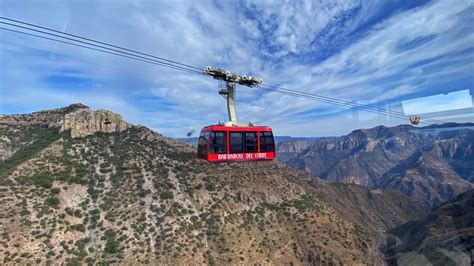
[0,103,88,127]
[276,140,313,163]
[431,130,474,183]
[60,108,131,138]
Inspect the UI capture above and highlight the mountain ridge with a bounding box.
[0,104,429,264]
[279,123,474,207]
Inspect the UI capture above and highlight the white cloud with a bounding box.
[403,90,472,115]
[0,0,473,137]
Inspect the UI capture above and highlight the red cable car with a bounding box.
[198,125,275,162]
[198,66,275,162]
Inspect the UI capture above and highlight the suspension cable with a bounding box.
[0,16,448,126]
[0,21,201,74]
[0,16,203,71]
[260,84,446,125]
[0,27,203,75]
[261,87,413,122]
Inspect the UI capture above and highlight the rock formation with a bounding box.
[60,107,131,138]
[0,104,132,163]
[0,103,131,139]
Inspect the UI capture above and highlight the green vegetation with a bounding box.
[18,171,54,189]
[353,223,369,241]
[0,109,389,264]
[286,193,318,212]
[71,224,86,232]
[65,257,82,266]
[205,250,215,265]
[160,191,173,200]
[103,229,120,254]
[0,126,62,178]
[45,197,60,207]
[204,176,216,191]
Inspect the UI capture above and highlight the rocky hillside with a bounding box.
[280,124,474,207]
[0,104,427,265]
[384,189,474,265]
[0,103,131,163]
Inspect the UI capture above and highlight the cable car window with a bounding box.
[259,131,275,152]
[209,131,226,154]
[230,132,243,153]
[244,132,257,152]
[197,131,208,158]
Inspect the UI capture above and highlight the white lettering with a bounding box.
[217,153,269,160]
[227,153,244,160]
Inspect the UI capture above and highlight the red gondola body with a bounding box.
[198,125,275,162]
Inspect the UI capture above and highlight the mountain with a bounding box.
[280,124,474,207]
[384,189,474,265]
[0,104,426,265]
[277,140,315,164]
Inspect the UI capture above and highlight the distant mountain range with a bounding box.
[277,123,474,208]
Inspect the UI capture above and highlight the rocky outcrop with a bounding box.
[0,135,13,161]
[0,103,132,139]
[0,103,89,127]
[277,141,312,153]
[60,108,131,138]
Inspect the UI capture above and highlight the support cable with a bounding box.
[0,16,447,126]
[0,16,202,71]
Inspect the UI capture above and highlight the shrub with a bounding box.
[46,197,60,207]
[74,209,83,218]
[37,174,53,189]
[159,191,173,200]
[71,224,85,232]
[0,127,61,177]
[18,171,54,189]
[205,183,216,191]
[103,229,119,254]
[65,207,74,216]
[66,257,82,266]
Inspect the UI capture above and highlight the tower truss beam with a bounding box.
[203,66,263,126]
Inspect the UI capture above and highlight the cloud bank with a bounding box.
[1,0,473,137]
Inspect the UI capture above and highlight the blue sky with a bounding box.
[0,0,473,137]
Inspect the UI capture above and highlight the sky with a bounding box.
[0,0,473,137]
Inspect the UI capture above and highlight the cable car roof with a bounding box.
[201,125,273,132]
